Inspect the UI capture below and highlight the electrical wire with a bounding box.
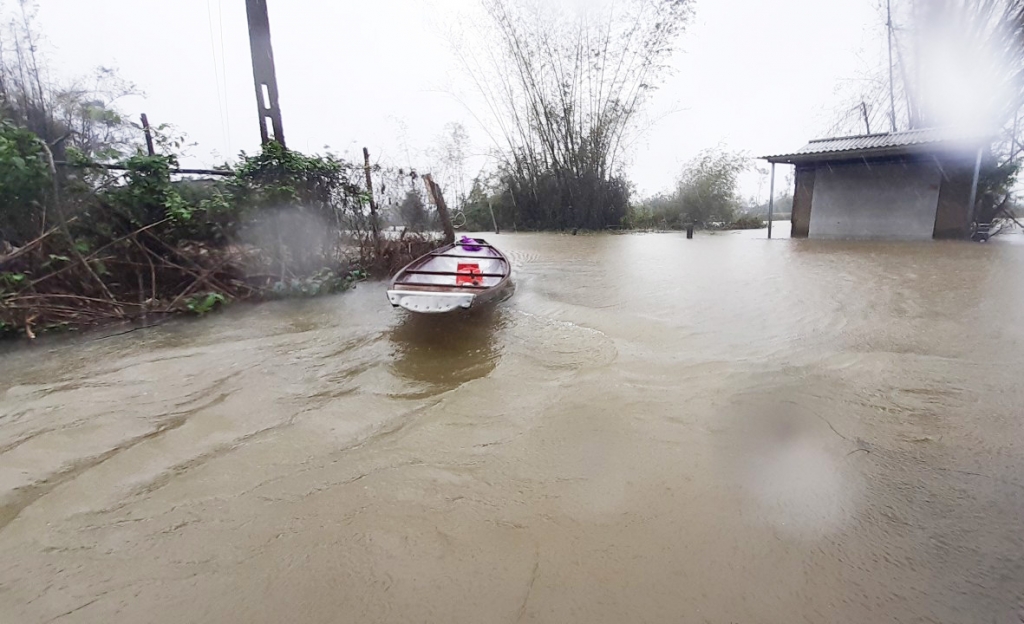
[217,0,231,154]
[206,0,229,155]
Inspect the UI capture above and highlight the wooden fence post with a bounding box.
[423,174,455,245]
[362,147,381,253]
[489,199,499,234]
[141,114,155,156]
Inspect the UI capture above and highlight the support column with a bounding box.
[967,148,983,225]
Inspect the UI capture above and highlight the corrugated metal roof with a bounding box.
[763,127,990,163]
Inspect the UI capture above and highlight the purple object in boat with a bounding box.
[458,236,482,252]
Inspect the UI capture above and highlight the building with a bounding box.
[764,128,987,240]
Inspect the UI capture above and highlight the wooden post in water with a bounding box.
[423,174,456,245]
[140,114,156,156]
[362,147,381,253]
[488,199,499,234]
[767,162,776,239]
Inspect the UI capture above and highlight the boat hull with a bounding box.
[387,238,513,314]
[387,289,476,313]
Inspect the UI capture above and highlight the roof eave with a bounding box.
[762,142,985,165]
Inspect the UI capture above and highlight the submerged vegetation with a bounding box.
[0,126,439,338]
[0,3,441,338]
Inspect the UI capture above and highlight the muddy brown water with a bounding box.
[3,229,1024,623]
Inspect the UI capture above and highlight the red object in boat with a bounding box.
[456,263,482,285]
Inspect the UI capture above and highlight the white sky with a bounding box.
[33,0,888,200]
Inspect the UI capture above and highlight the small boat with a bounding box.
[387,237,513,313]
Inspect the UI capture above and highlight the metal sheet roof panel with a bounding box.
[762,127,991,163]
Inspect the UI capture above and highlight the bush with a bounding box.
[731,214,765,229]
[0,119,50,245]
[502,165,630,231]
[675,149,747,226]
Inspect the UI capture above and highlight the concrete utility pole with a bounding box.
[245,0,286,146]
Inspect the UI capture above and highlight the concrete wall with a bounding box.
[808,161,941,240]
[790,167,814,238]
[933,162,974,239]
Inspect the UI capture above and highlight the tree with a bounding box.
[0,2,138,162]
[0,118,48,244]
[457,0,693,229]
[431,122,470,211]
[398,190,430,230]
[675,149,748,226]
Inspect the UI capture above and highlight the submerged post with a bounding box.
[967,147,983,226]
[767,162,776,239]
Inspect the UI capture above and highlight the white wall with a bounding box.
[809,161,941,240]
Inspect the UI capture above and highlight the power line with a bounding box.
[217,0,231,154]
[886,0,897,132]
[206,0,229,153]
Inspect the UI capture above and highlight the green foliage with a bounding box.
[185,292,227,315]
[675,149,748,226]
[232,141,358,215]
[460,176,510,231]
[102,154,184,226]
[0,272,28,294]
[269,268,367,298]
[2,4,140,164]
[632,149,747,229]
[503,165,631,230]
[0,119,50,244]
[626,194,675,230]
[0,6,400,338]
[87,155,241,244]
[976,158,1021,222]
[398,190,430,230]
[731,214,765,229]
[470,0,692,231]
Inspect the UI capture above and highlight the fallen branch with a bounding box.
[28,218,171,289]
[0,225,62,267]
[10,294,147,307]
[36,138,122,315]
[163,256,234,312]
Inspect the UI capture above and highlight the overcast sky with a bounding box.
[34,0,888,199]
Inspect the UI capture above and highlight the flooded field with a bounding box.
[2,229,1024,623]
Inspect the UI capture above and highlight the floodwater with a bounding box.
[2,228,1024,623]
